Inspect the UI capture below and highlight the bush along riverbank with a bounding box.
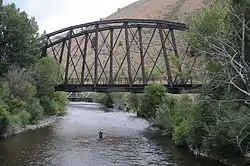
[136,84,250,165]
[0,3,68,138]
[93,92,141,112]
[0,57,68,138]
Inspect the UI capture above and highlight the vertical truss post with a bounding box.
[138,27,146,84]
[81,33,89,84]
[125,22,132,86]
[59,40,66,64]
[64,30,73,84]
[94,25,99,86]
[109,29,114,84]
[158,25,173,86]
[170,29,183,83]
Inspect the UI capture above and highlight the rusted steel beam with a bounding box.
[59,40,66,64]
[82,34,97,83]
[132,27,157,84]
[96,31,109,82]
[94,25,99,86]
[67,34,84,84]
[47,24,187,48]
[133,29,166,77]
[64,30,73,84]
[109,29,114,84]
[158,25,173,86]
[81,33,88,84]
[86,28,123,81]
[146,50,163,82]
[126,28,139,74]
[125,23,132,85]
[138,27,146,84]
[46,19,187,38]
[48,38,60,62]
[145,31,169,83]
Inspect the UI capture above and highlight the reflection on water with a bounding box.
[0,102,244,166]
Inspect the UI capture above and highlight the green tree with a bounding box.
[33,57,66,115]
[0,3,40,76]
[33,57,62,97]
[95,93,114,108]
[186,0,250,157]
[126,93,141,112]
[138,84,167,119]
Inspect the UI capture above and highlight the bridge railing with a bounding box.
[65,77,200,85]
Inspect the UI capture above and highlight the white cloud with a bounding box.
[4,0,138,33]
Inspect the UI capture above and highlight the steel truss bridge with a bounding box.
[42,19,201,93]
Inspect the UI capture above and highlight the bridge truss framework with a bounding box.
[42,19,200,93]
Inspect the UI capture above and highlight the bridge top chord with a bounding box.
[43,19,188,48]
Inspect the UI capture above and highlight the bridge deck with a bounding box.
[55,84,202,93]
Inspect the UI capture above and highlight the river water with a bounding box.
[0,102,244,166]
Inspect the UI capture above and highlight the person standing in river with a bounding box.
[99,128,104,139]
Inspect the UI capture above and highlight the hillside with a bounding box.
[106,0,204,22]
[50,0,206,83]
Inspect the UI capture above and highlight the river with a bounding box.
[0,102,245,166]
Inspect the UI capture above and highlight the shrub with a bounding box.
[138,84,167,119]
[126,93,141,112]
[25,98,43,124]
[95,93,114,108]
[51,92,68,115]
[0,102,10,135]
[33,57,62,97]
[18,110,31,126]
[154,94,196,146]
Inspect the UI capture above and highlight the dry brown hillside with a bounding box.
[50,0,206,83]
[106,0,204,22]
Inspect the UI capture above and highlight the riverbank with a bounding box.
[151,125,249,166]
[0,116,59,139]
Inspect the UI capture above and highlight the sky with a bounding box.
[3,0,138,33]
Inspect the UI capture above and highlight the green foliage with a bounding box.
[33,57,67,116]
[51,92,68,115]
[186,1,230,57]
[0,101,10,134]
[34,57,62,97]
[112,92,127,110]
[126,93,141,112]
[95,93,114,108]
[154,94,196,146]
[17,110,31,126]
[0,3,68,137]
[184,0,250,159]
[0,3,40,76]
[25,98,43,124]
[192,100,250,154]
[138,84,167,119]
